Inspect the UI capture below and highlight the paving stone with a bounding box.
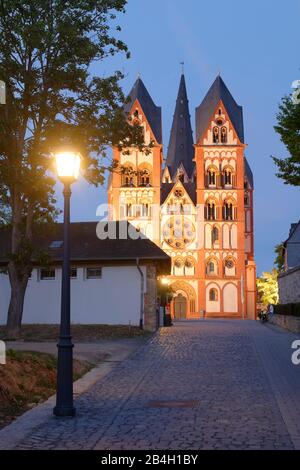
[12,320,300,450]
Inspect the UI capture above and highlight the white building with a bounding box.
[0,221,170,330]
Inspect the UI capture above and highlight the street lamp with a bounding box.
[53,150,81,417]
[160,277,172,326]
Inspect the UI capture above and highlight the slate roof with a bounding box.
[244,157,254,188]
[0,222,171,271]
[165,74,195,179]
[160,182,197,205]
[195,75,244,144]
[124,78,162,144]
[284,220,300,245]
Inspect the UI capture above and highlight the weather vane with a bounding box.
[180,61,184,74]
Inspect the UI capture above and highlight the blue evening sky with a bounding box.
[56,0,300,275]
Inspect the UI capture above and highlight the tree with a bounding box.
[274,242,285,273]
[256,269,279,306]
[272,90,300,185]
[0,0,146,338]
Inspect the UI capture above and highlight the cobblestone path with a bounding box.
[16,320,300,450]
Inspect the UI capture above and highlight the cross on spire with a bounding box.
[180,61,184,74]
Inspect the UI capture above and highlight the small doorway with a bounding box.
[174,293,187,319]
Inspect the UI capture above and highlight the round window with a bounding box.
[225,259,234,269]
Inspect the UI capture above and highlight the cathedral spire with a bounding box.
[165,74,194,179]
[124,77,162,144]
[195,75,244,144]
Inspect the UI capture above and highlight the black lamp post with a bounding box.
[161,277,172,327]
[53,150,81,417]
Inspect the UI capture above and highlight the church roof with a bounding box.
[124,77,162,144]
[165,74,195,178]
[160,182,197,205]
[244,157,254,188]
[195,75,244,143]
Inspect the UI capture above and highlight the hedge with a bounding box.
[274,303,300,317]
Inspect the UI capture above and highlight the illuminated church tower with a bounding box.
[108,73,256,319]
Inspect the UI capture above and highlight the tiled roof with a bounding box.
[124,78,162,144]
[0,222,171,269]
[195,75,244,143]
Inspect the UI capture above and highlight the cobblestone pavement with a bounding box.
[15,320,300,450]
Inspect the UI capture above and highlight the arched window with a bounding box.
[138,164,152,187]
[213,126,219,143]
[212,226,219,244]
[184,257,195,275]
[122,165,136,187]
[221,126,227,143]
[244,193,250,206]
[209,288,218,301]
[205,201,216,220]
[174,258,184,275]
[126,203,132,217]
[142,203,149,217]
[224,258,236,276]
[223,168,232,186]
[207,167,216,186]
[223,201,234,221]
[207,258,218,276]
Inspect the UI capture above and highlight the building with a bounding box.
[278,220,300,304]
[108,74,256,319]
[0,222,171,330]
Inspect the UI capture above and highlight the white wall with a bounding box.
[0,265,147,326]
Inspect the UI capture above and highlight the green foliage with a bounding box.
[274,242,285,273]
[0,1,148,330]
[272,93,300,185]
[256,269,279,306]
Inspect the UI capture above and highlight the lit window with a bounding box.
[86,267,102,279]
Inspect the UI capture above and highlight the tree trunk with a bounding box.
[6,262,29,339]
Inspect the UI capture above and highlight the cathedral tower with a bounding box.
[108,73,256,320]
[194,75,256,318]
[108,77,162,243]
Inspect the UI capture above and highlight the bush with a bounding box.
[274,303,300,317]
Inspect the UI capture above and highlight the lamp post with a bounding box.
[161,277,172,326]
[53,150,81,417]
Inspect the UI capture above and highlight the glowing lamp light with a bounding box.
[161,277,169,286]
[55,151,81,182]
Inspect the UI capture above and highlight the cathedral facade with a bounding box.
[108,74,256,319]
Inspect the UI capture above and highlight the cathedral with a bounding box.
[108,73,256,320]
